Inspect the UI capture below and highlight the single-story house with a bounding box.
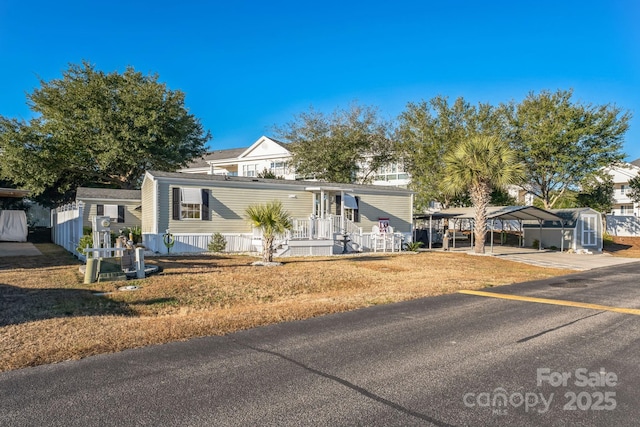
[141,171,414,255]
[75,187,142,231]
[523,208,604,252]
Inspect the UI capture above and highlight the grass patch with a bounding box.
[0,244,582,372]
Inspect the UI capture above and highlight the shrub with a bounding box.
[208,232,227,252]
[120,226,142,243]
[76,235,94,257]
[603,232,614,246]
[532,239,540,249]
[403,241,424,252]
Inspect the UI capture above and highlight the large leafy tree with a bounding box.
[508,89,630,209]
[397,96,510,211]
[627,175,640,205]
[0,61,210,206]
[576,174,615,214]
[245,200,293,263]
[274,103,396,184]
[442,136,524,254]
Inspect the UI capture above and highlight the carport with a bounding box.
[414,206,565,252]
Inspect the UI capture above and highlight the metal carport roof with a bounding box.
[414,205,564,222]
[413,206,566,252]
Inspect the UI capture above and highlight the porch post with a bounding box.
[320,190,325,219]
[561,221,565,252]
[428,215,433,250]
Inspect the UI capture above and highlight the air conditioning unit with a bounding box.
[92,216,112,232]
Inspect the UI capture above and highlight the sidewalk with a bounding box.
[0,242,43,257]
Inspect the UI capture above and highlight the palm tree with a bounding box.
[442,136,524,254]
[245,200,293,263]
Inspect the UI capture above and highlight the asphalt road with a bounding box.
[1,262,640,426]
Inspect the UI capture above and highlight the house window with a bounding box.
[620,205,633,215]
[242,164,258,177]
[181,203,201,219]
[374,163,407,182]
[96,204,125,223]
[335,194,360,222]
[172,187,210,221]
[270,161,287,176]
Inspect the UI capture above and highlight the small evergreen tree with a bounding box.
[208,232,227,252]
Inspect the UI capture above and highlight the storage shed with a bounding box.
[523,208,603,252]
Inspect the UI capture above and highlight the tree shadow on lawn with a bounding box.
[603,241,633,254]
[148,255,256,270]
[0,283,135,327]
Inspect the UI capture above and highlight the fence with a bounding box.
[51,202,84,256]
[143,232,254,254]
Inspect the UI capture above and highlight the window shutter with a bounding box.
[117,205,125,223]
[172,187,181,220]
[96,204,104,216]
[335,195,341,216]
[354,197,360,222]
[201,189,209,220]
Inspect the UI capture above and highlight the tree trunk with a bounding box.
[263,235,274,263]
[471,182,491,254]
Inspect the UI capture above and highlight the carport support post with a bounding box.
[519,220,523,247]
[452,219,456,249]
[490,219,495,253]
[470,219,474,248]
[561,221,565,252]
[538,219,543,251]
[428,215,433,250]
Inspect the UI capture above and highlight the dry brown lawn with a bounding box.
[604,236,640,258]
[0,242,598,373]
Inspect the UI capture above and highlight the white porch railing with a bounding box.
[291,218,333,239]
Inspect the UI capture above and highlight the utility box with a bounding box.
[91,216,112,233]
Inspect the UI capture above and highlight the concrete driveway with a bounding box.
[0,242,42,257]
[451,245,640,270]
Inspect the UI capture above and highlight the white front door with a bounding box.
[581,214,597,246]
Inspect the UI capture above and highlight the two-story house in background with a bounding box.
[179,136,411,188]
[604,159,640,236]
[606,159,640,217]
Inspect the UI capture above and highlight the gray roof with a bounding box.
[268,137,289,149]
[185,147,248,168]
[146,170,413,194]
[76,187,141,201]
[536,208,600,228]
[630,158,640,168]
[184,137,290,169]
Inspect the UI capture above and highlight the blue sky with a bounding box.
[1,0,638,159]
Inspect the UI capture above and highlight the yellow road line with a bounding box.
[459,290,640,316]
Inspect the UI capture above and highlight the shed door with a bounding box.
[581,214,597,246]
